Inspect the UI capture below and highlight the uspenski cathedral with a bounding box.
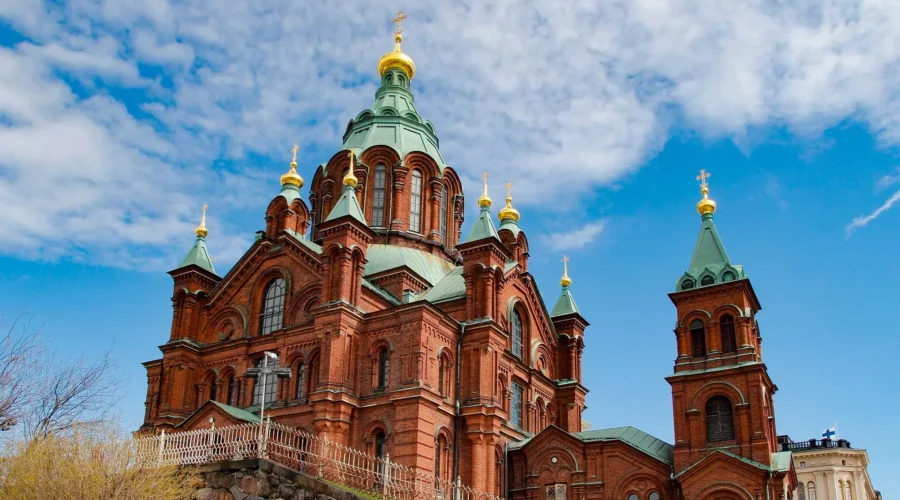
[140,15,799,500]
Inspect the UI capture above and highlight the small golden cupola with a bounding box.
[696,168,716,216]
[498,182,520,223]
[560,255,572,287]
[195,202,209,238]
[478,172,492,209]
[378,11,416,80]
[344,151,359,188]
[280,144,304,188]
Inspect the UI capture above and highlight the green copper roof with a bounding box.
[413,267,466,303]
[279,183,302,204]
[674,449,778,478]
[325,185,367,224]
[175,401,260,427]
[363,244,456,286]
[771,451,793,472]
[176,236,216,275]
[285,229,324,254]
[550,285,580,317]
[676,213,746,291]
[498,218,520,238]
[574,426,673,465]
[341,71,445,167]
[464,207,500,243]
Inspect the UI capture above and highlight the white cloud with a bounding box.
[3,0,900,268]
[876,168,900,191]
[540,222,606,251]
[846,189,900,237]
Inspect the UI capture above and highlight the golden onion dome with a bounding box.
[560,256,572,287]
[344,150,359,188]
[378,31,416,80]
[281,144,304,188]
[478,172,492,209]
[195,203,209,238]
[498,182,520,222]
[695,169,716,215]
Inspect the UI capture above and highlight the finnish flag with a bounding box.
[822,425,837,440]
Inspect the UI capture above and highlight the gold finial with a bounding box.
[343,150,359,188]
[280,144,304,188]
[695,169,717,215]
[195,203,209,238]
[478,172,492,208]
[560,255,572,287]
[498,181,520,222]
[378,11,416,80]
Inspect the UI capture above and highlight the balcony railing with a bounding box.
[781,438,852,452]
[134,419,502,500]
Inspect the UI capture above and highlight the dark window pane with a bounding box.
[252,355,280,406]
[705,396,735,442]
[226,377,235,405]
[377,349,389,389]
[681,279,695,290]
[511,311,523,359]
[701,275,715,286]
[511,382,524,429]
[720,314,737,353]
[296,363,306,399]
[209,379,217,401]
[690,319,706,357]
[259,278,286,335]
[372,164,386,227]
[410,171,423,232]
[440,185,448,243]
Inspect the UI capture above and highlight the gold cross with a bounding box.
[348,150,356,168]
[200,203,208,225]
[696,169,711,190]
[392,10,407,34]
[562,255,569,270]
[482,172,489,195]
[291,144,299,163]
[506,182,512,197]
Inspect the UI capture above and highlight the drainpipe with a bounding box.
[504,441,509,499]
[452,322,466,494]
[766,470,772,500]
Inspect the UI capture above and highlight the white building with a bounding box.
[779,437,881,500]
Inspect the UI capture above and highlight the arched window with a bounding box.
[705,396,735,442]
[722,271,736,282]
[511,310,523,359]
[628,495,639,500]
[252,355,280,406]
[798,482,806,500]
[846,481,852,500]
[438,352,450,398]
[720,314,737,353]
[375,431,387,460]
[226,376,236,406]
[690,319,707,358]
[440,185,448,243]
[494,446,503,496]
[649,493,660,500]
[306,354,320,397]
[372,164,387,227]
[510,381,524,429]
[209,378,217,402]
[377,348,389,390]
[409,170,423,233]
[808,483,817,500]
[840,481,846,500]
[295,361,307,399]
[681,279,695,290]
[701,275,715,286]
[259,278,286,335]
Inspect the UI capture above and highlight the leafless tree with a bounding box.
[0,311,119,440]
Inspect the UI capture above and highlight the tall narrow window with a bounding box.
[209,379,217,402]
[808,483,817,500]
[440,185,448,243]
[372,164,386,227]
[226,376,235,406]
[377,348,389,390]
[438,354,446,397]
[720,314,737,353]
[510,381,524,429]
[690,319,707,357]
[259,278,286,335]
[410,170,423,233]
[252,355,280,406]
[798,483,806,500]
[375,432,387,459]
[494,447,503,496]
[511,310,523,359]
[295,362,306,399]
[705,396,735,442]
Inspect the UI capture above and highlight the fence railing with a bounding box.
[780,438,852,452]
[134,419,502,500]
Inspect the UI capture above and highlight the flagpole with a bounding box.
[834,421,838,440]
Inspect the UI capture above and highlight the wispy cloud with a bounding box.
[540,222,606,251]
[846,190,900,237]
[5,1,900,268]
[876,168,900,191]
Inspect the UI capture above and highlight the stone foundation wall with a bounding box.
[191,458,368,500]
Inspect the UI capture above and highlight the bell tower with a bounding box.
[666,171,792,499]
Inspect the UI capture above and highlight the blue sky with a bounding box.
[2,0,899,495]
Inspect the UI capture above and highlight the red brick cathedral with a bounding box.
[141,20,797,500]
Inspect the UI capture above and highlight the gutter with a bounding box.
[452,321,466,493]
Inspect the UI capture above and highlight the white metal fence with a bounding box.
[134,419,503,500]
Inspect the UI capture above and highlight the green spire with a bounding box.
[551,256,579,317]
[325,184,367,224]
[465,206,500,242]
[176,204,216,275]
[676,174,746,291]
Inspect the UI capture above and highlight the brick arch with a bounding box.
[679,309,712,328]
[612,470,668,500]
[506,296,531,363]
[286,283,321,325]
[528,446,580,476]
[711,304,745,319]
[689,381,747,410]
[697,482,755,500]
[249,266,293,336]
[531,343,555,378]
[403,151,441,180]
[200,305,247,344]
[364,419,393,440]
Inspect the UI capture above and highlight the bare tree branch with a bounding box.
[0,312,45,431]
